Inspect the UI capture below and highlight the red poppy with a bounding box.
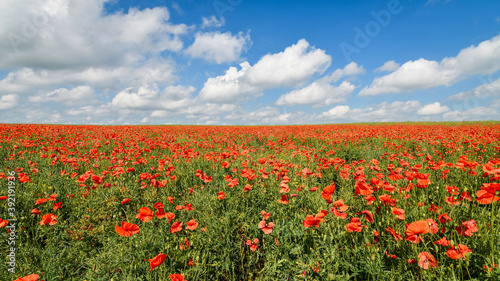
[31,208,41,215]
[168,196,174,203]
[53,202,62,210]
[345,217,364,233]
[332,199,349,211]
[434,237,451,247]
[135,207,154,222]
[154,202,164,210]
[446,244,472,260]
[121,198,130,205]
[405,220,430,244]
[243,184,252,192]
[385,227,402,242]
[170,274,186,281]
[426,218,439,234]
[258,220,274,234]
[48,193,58,201]
[418,252,438,269]
[0,218,8,228]
[278,194,289,204]
[40,213,57,226]
[246,238,259,252]
[187,258,194,266]
[0,195,7,200]
[392,207,405,220]
[35,198,47,205]
[217,191,225,200]
[176,205,185,211]
[438,213,452,224]
[320,183,336,200]
[331,207,347,219]
[261,210,270,220]
[115,221,140,237]
[155,208,167,219]
[13,274,40,281]
[166,212,175,223]
[170,221,183,234]
[455,220,478,237]
[360,210,373,223]
[179,238,190,250]
[476,183,500,204]
[185,203,193,211]
[185,219,198,231]
[148,253,166,271]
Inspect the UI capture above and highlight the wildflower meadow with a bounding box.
[1,122,500,280]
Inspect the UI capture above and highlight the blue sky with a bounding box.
[0,0,499,125]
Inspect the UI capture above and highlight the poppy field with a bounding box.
[1,122,500,280]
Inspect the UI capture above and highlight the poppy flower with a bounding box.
[170,274,186,281]
[148,253,166,271]
[258,220,274,234]
[426,218,439,234]
[332,199,349,211]
[40,213,57,226]
[217,191,225,200]
[0,218,8,228]
[331,207,347,219]
[438,213,452,224]
[35,198,47,205]
[434,237,451,247]
[418,252,438,269]
[115,221,140,237]
[154,202,164,210]
[405,220,430,244]
[155,208,167,219]
[53,201,62,210]
[121,198,130,205]
[0,195,7,200]
[13,274,40,281]
[168,196,174,203]
[321,183,336,200]
[48,193,58,201]
[278,194,289,204]
[360,210,373,223]
[246,238,259,252]
[187,258,194,266]
[135,207,154,222]
[303,215,321,228]
[345,217,364,233]
[392,207,405,220]
[166,212,175,223]
[385,227,402,242]
[176,205,185,211]
[476,183,500,204]
[456,220,478,237]
[186,219,198,231]
[179,238,190,250]
[261,210,270,220]
[31,208,41,215]
[243,184,252,192]
[170,221,183,234]
[446,244,472,260]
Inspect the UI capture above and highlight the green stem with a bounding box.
[490,193,497,267]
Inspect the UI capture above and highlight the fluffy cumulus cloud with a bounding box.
[199,39,332,103]
[185,31,251,63]
[360,34,500,96]
[0,94,18,110]
[111,85,195,110]
[416,102,449,115]
[447,77,500,100]
[375,60,400,72]
[201,15,224,28]
[244,39,331,88]
[276,62,364,107]
[29,86,97,106]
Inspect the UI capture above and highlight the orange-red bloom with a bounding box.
[186,219,198,231]
[446,244,472,260]
[115,221,140,237]
[418,252,438,269]
[258,220,274,234]
[170,274,186,281]
[246,238,259,252]
[40,213,57,226]
[135,207,154,222]
[455,220,478,237]
[148,253,166,271]
[170,221,183,233]
[217,191,225,200]
[405,220,430,244]
[13,274,40,281]
[0,218,8,228]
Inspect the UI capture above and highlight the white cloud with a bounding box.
[0,94,18,110]
[417,102,449,115]
[29,85,96,106]
[0,1,190,69]
[375,60,400,72]
[185,31,251,63]
[244,39,331,88]
[448,77,500,100]
[443,106,498,121]
[319,105,350,118]
[111,85,195,110]
[326,62,365,83]
[276,81,355,107]
[360,34,500,96]
[201,15,224,28]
